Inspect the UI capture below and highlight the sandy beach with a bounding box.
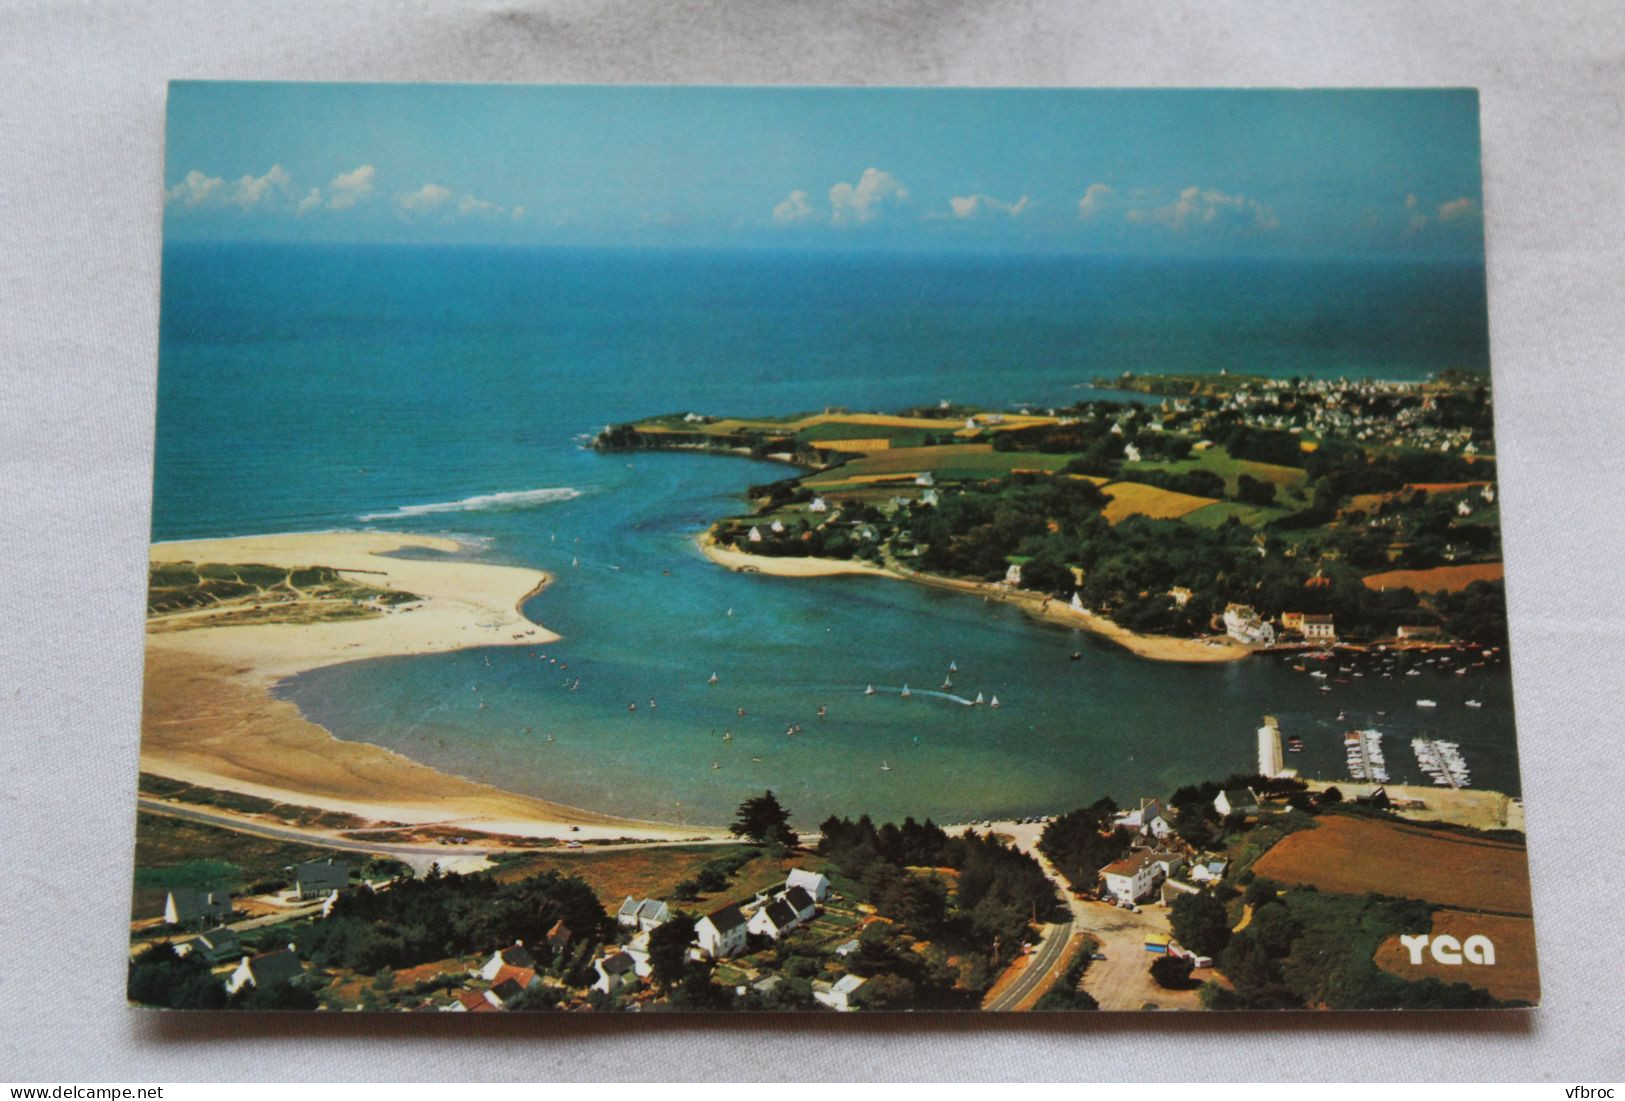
[142,531,721,840]
[697,531,1250,664]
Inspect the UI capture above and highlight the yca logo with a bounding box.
[1399,933,1495,966]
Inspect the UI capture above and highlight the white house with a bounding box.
[770,519,786,534]
[1222,603,1275,646]
[785,868,831,902]
[1214,787,1260,818]
[1123,442,1142,463]
[225,946,304,995]
[1189,858,1229,884]
[590,951,640,995]
[175,926,240,964]
[747,526,763,544]
[163,888,231,926]
[480,941,537,981]
[1069,591,1091,616]
[919,488,939,507]
[694,903,749,959]
[1003,563,1023,587]
[624,929,654,978]
[914,471,935,487]
[616,896,671,932]
[1099,850,1163,903]
[291,859,350,901]
[808,497,828,513]
[812,973,867,1012]
[748,899,804,941]
[1301,614,1336,642]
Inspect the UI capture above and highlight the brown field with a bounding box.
[1252,814,1532,916]
[809,437,891,452]
[1100,481,1219,524]
[1404,481,1493,494]
[1362,562,1505,593]
[491,844,802,914]
[1373,910,1539,1004]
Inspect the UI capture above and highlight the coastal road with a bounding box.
[138,798,737,867]
[964,818,1091,1011]
[984,920,1075,1011]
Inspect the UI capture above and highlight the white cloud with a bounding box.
[399,183,453,213]
[828,168,908,225]
[165,169,226,207]
[1077,183,1114,220]
[772,189,816,225]
[949,192,1029,219]
[295,188,323,216]
[458,194,502,218]
[1126,186,1277,232]
[228,164,291,209]
[326,164,375,210]
[1437,196,1478,222]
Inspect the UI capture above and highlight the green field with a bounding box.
[1182,500,1292,529]
[1124,444,1309,496]
[806,445,1075,488]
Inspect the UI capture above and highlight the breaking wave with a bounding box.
[359,486,582,522]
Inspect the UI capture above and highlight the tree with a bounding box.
[646,914,698,992]
[1150,954,1197,990]
[1169,890,1232,958]
[731,790,798,848]
[1235,474,1278,507]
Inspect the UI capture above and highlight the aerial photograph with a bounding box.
[131,83,1535,1013]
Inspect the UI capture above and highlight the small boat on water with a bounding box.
[711,760,720,770]
[864,684,876,696]
[628,702,637,711]
[708,672,718,685]
[989,695,1001,709]
[726,607,734,618]
[1416,699,1437,708]
[941,677,953,690]
[722,730,732,741]
[900,684,912,698]
[949,660,958,673]
[1070,651,1082,661]
[880,760,892,772]
[545,733,555,744]
[817,705,827,718]
[1465,699,1483,708]
[974,691,985,706]
[737,706,746,717]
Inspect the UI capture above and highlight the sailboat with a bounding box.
[941,676,953,690]
[711,760,720,770]
[545,733,555,744]
[989,695,1001,709]
[1464,699,1483,709]
[477,700,487,710]
[722,730,733,742]
[974,691,985,706]
[900,684,911,698]
[864,684,875,695]
[949,660,958,673]
[708,672,718,685]
[726,607,734,618]
[571,556,579,567]
[817,705,827,718]
[880,760,892,772]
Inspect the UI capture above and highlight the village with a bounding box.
[130,741,1531,1014]
[601,368,1506,659]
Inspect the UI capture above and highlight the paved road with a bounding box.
[985,919,1074,1010]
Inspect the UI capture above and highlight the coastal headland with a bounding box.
[142,531,724,841]
[696,531,1249,663]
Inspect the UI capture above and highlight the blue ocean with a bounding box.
[152,243,1513,826]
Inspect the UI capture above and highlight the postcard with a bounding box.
[131,83,1534,1013]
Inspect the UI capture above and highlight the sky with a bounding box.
[163,83,1486,260]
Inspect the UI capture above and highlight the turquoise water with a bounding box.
[153,243,1516,825]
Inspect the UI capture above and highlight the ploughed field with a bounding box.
[1372,910,1540,1004]
[1361,562,1506,594]
[1251,814,1532,917]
